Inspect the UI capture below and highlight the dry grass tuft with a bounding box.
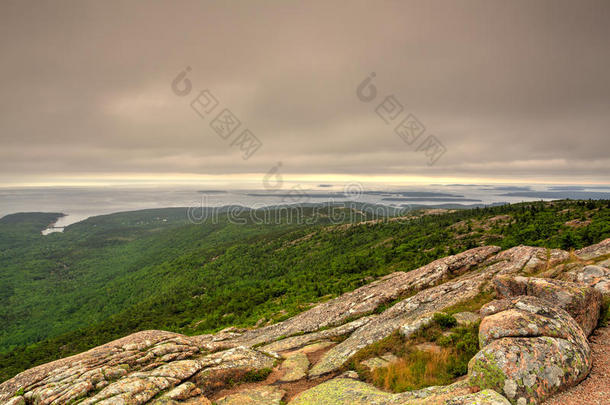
[349,313,481,393]
[372,348,453,392]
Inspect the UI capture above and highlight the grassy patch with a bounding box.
[372,349,454,391]
[349,313,481,393]
[349,331,407,366]
[443,290,495,315]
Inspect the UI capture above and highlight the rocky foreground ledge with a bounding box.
[1,239,609,405]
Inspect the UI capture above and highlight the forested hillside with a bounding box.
[1,200,609,382]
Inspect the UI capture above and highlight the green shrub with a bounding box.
[437,322,480,378]
[241,368,272,383]
[432,313,457,328]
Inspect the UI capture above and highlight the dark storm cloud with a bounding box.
[0,0,609,184]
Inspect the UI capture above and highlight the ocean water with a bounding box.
[1,184,609,234]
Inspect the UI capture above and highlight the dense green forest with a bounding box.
[1,200,609,382]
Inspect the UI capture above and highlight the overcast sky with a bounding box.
[1,0,609,187]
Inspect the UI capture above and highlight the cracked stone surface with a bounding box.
[470,336,590,405]
[155,382,202,401]
[216,386,285,405]
[258,316,374,355]
[4,398,26,405]
[0,331,200,405]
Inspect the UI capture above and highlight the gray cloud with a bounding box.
[0,0,609,185]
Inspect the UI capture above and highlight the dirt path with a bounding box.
[543,325,610,405]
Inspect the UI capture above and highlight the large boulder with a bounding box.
[478,296,588,348]
[492,275,602,336]
[470,336,590,405]
[470,296,591,405]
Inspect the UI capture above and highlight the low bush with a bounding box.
[432,313,457,328]
[242,367,272,382]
